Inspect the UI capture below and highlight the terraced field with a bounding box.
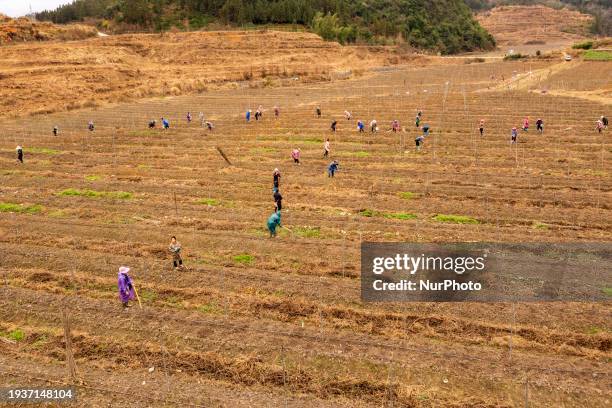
[0,57,610,407]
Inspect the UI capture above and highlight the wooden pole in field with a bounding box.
[62,306,78,381]
[216,146,232,165]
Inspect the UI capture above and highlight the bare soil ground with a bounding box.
[0,30,610,407]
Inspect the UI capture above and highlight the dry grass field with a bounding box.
[0,27,610,407]
[477,5,593,54]
[0,30,413,119]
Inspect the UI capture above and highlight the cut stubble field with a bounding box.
[0,55,610,407]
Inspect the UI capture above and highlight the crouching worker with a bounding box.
[118,266,135,309]
[169,236,184,270]
[267,211,282,238]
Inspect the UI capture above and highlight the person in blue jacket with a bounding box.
[162,117,170,129]
[328,160,339,177]
[246,110,252,122]
[267,212,282,237]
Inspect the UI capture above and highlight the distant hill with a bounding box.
[35,0,495,54]
[0,14,97,45]
[465,0,611,35]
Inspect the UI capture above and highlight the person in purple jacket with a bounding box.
[118,266,135,309]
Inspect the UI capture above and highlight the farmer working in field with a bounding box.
[344,110,352,120]
[511,127,518,143]
[162,117,170,129]
[331,120,338,132]
[291,148,301,165]
[246,110,252,122]
[88,121,95,132]
[117,266,136,309]
[53,126,59,136]
[267,212,282,238]
[601,115,608,128]
[536,118,544,133]
[274,105,280,118]
[274,190,283,213]
[187,112,192,123]
[169,236,184,271]
[323,138,331,158]
[415,136,424,151]
[479,119,485,136]
[370,119,378,133]
[16,145,23,163]
[206,121,214,131]
[149,120,156,129]
[328,160,339,177]
[273,168,281,193]
[522,117,529,132]
[596,119,604,133]
[422,124,430,137]
[316,106,322,118]
[357,120,365,132]
[392,120,400,133]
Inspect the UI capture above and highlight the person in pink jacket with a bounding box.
[291,148,301,165]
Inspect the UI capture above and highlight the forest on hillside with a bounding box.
[35,0,496,54]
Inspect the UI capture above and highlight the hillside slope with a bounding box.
[35,0,495,54]
[476,5,592,52]
[0,30,411,118]
[0,14,97,45]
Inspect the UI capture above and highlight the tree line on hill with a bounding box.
[35,0,496,54]
[465,0,611,35]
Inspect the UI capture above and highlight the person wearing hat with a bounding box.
[16,145,23,163]
[511,127,518,143]
[117,266,135,309]
[273,168,281,193]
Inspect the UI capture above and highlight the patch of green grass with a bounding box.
[359,209,417,220]
[0,202,43,214]
[198,302,221,314]
[433,214,480,224]
[359,209,376,217]
[30,333,49,349]
[250,147,278,154]
[398,191,417,200]
[48,210,67,218]
[197,198,221,206]
[584,50,612,61]
[504,53,527,60]
[293,226,321,238]
[58,189,133,200]
[164,295,183,308]
[137,164,151,170]
[301,137,322,145]
[572,40,593,50]
[2,329,25,342]
[233,254,254,265]
[140,289,157,303]
[84,175,101,181]
[383,212,417,220]
[533,222,549,230]
[29,147,60,155]
[585,326,603,335]
[347,151,369,158]
[602,287,612,297]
